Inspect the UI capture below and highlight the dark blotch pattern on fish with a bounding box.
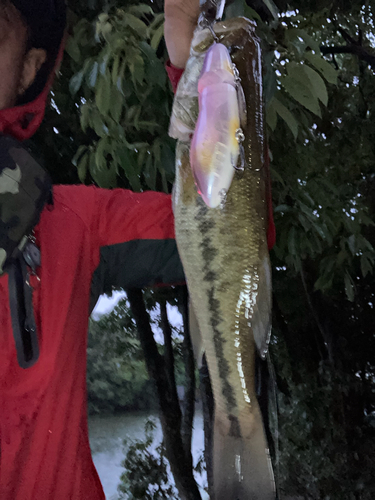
[228,414,242,439]
[202,245,218,262]
[197,218,216,232]
[200,234,237,411]
[204,270,217,282]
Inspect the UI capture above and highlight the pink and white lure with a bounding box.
[190,43,243,208]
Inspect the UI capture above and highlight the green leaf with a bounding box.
[344,272,355,302]
[314,273,332,292]
[361,255,373,278]
[99,53,110,76]
[129,53,145,85]
[72,145,87,167]
[123,14,148,37]
[97,13,109,24]
[128,4,154,17]
[144,154,156,190]
[298,213,311,231]
[263,52,278,105]
[95,74,112,116]
[95,137,108,169]
[274,204,291,213]
[92,112,109,137]
[125,105,137,124]
[272,97,299,138]
[65,36,81,63]
[261,0,279,19]
[69,70,84,95]
[311,221,326,240]
[288,226,297,255]
[298,201,315,219]
[148,13,164,32]
[160,168,168,193]
[79,103,90,132]
[225,0,245,17]
[117,147,142,192]
[243,5,262,21]
[286,62,328,106]
[112,55,121,86]
[301,64,328,106]
[116,59,127,94]
[161,143,176,176]
[89,61,99,88]
[151,23,164,51]
[347,234,356,255]
[304,52,338,85]
[281,72,321,117]
[109,88,123,123]
[77,153,89,183]
[300,190,315,207]
[286,28,320,54]
[89,150,118,189]
[266,99,278,130]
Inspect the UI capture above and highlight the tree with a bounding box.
[32,0,375,497]
[87,300,157,414]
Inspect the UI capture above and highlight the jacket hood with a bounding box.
[0,1,66,141]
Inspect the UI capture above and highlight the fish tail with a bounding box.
[212,405,275,500]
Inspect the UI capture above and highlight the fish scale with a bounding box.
[172,17,275,500]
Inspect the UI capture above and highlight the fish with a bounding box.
[170,16,275,500]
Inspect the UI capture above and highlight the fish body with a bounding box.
[170,17,275,500]
[190,43,240,208]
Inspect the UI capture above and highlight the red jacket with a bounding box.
[0,185,182,500]
[0,58,183,500]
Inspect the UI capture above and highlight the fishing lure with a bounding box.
[190,42,245,208]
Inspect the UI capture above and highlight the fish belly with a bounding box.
[172,18,275,500]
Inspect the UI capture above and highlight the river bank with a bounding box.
[88,410,208,499]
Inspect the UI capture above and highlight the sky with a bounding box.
[91,291,183,338]
[92,290,127,319]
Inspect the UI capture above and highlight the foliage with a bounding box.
[118,419,179,499]
[87,300,157,413]
[118,418,206,500]
[66,4,175,191]
[87,297,186,414]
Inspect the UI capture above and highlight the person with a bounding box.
[0,1,199,499]
[0,1,275,498]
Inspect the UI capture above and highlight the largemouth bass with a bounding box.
[170,17,275,500]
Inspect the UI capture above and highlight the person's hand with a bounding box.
[164,0,200,69]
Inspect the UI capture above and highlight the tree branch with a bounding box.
[126,288,202,500]
[320,25,375,70]
[178,286,196,461]
[199,354,214,499]
[160,298,178,396]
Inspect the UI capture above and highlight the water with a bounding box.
[88,411,208,500]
